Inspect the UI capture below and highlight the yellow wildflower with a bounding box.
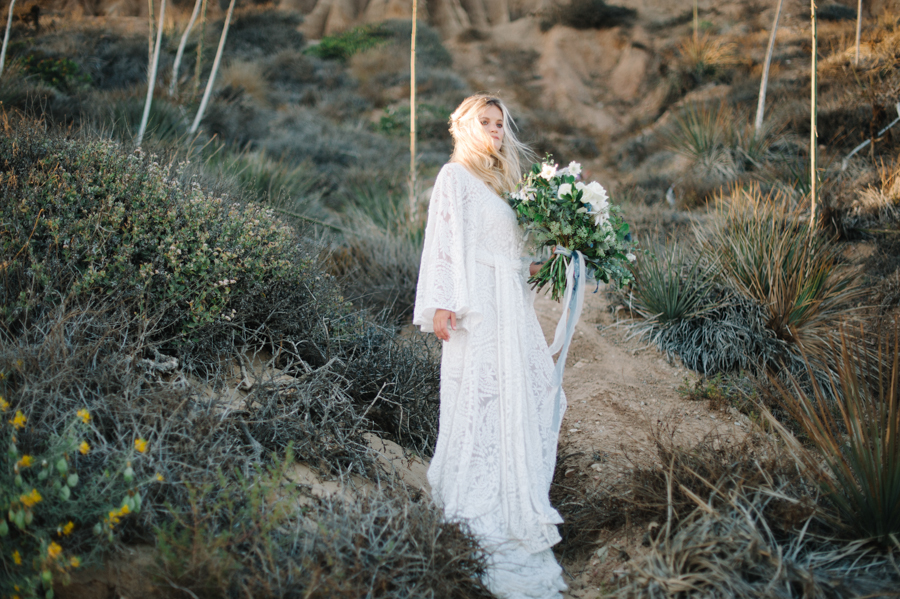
[0,396,8,412]
[134,438,148,453]
[13,550,21,565]
[20,488,42,508]
[16,455,33,468]
[120,504,131,516]
[76,409,91,424]
[10,410,26,430]
[79,441,90,455]
[155,472,164,482]
[70,556,81,568]
[59,521,75,536]
[48,542,62,560]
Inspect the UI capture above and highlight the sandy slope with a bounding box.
[530,288,754,598]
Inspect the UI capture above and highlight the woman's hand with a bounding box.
[529,261,544,277]
[433,309,457,341]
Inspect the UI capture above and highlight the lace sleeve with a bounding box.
[413,164,483,332]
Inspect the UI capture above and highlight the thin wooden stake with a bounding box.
[170,0,203,96]
[138,0,167,146]
[810,0,819,229]
[409,0,418,223]
[755,0,784,132]
[855,0,862,65]
[190,0,237,135]
[0,0,17,79]
[194,0,209,96]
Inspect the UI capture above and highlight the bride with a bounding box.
[413,94,568,598]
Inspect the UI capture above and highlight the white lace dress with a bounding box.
[413,163,568,598]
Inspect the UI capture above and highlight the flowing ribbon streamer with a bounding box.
[546,246,586,432]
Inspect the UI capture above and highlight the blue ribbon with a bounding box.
[546,246,586,432]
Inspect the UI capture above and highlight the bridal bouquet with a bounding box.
[507,158,634,301]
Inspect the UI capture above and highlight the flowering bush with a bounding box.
[0,123,352,344]
[0,399,148,599]
[507,158,635,300]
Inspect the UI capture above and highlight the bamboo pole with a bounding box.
[693,0,699,43]
[755,0,784,132]
[148,0,155,63]
[0,0,16,79]
[810,0,818,229]
[409,0,418,222]
[170,0,203,96]
[137,0,167,146]
[855,0,862,65]
[194,0,209,96]
[189,0,237,135]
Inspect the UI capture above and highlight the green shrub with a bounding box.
[674,34,737,87]
[20,54,91,92]
[0,118,347,341]
[626,243,783,375]
[305,24,393,62]
[0,403,146,599]
[376,103,452,141]
[377,20,453,70]
[221,9,306,62]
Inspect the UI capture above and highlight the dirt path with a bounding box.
[531,288,754,598]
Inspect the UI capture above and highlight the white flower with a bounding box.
[558,183,573,198]
[540,162,558,180]
[567,161,582,176]
[626,252,636,262]
[576,181,610,227]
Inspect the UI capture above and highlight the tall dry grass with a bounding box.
[769,324,900,544]
[701,187,866,374]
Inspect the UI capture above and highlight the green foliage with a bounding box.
[376,19,453,70]
[509,158,634,300]
[675,34,736,86]
[678,373,748,412]
[628,243,717,324]
[625,243,783,374]
[772,325,900,544]
[20,54,91,91]
[0,120,350,341]
[0,404,144,599]
[154,452,299,597]
[376,104,452,140]
[305,24,392,62]
[818,3,857,21]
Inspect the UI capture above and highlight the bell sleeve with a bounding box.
[413,164,483,333]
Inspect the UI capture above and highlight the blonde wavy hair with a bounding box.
[449,94,533,195]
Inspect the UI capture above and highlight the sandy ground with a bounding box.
[530,288,755,598]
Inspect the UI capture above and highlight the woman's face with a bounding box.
[479,104,504,152]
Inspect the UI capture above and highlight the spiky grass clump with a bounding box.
[841,157,900,233]
[770,324,900,544]
[626,243,781,374]
[701,187,866,376]
[674,34,737,86]
[555,424,900,597]
[615,485,898,599]
[550,425,814,557]
[664,103,784,204]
